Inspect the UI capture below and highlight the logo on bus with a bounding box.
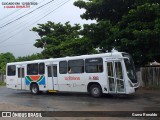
[89,76,99,80]
[25,75,46,85]
[65,76,80,80]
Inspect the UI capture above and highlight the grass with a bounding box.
[0,81,6,86]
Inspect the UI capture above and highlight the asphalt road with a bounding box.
[0,86,160,120]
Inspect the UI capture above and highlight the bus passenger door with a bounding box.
[47,64,58,90]
[114,61,125,93]
[106,62,116,93]
[17,66,25,90]
[107,61,125,94]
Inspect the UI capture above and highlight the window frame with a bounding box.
[59,61,67,74]
[27,63,38,75]
[85,58,103,73]
[7,65,16,76]
[68,59,84,74]
[18,68,25,78]
[107,62,114,77]
[39,63,45,75]
[53,66,57,77]
[48,65,57,77]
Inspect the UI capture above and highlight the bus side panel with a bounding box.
[57,74,72,92]
[6,76,18,89]
[86,73,108,94]
[57,73,87,92]
[71,73,87,92]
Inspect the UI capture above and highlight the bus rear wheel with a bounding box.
[30,83,39,95]
[90,84,102,98]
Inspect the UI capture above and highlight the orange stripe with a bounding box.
[30,75,40,81]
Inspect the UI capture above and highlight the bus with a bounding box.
[6,51,139,97]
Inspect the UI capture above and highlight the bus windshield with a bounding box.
[123,54,137,83]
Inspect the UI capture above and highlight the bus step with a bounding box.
[48,90,57,93]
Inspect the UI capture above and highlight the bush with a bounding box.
[0,81,6,86]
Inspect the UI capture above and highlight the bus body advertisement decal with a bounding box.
[64,76,80,80]
[25,75,46,85]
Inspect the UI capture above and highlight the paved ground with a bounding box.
[0,86,159,120]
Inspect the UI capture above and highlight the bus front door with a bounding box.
[107,61,125,94]
[47,64,58,90]
[17,66,25,90]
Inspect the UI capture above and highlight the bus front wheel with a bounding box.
[30,83,39,95]
[90,84,102,98]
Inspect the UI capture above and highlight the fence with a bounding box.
[140,67,160,88]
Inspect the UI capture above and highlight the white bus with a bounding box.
[6,51,139,97]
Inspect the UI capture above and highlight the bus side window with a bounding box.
[115,62,123,79]
[7,65,16,76]
[68,59,84,74]
[18,68,25,78]
[39,63,45,75]
[27,63,38,75]
[107,62,113,77]
[53,66,57,77]
[59,61,67,74]
[85,58,103,73]
[22,68,24,78]
[48,66,57,77]
[47,66,52,77]
[18,68,20,78]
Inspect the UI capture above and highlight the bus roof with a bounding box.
[7,51,125,65]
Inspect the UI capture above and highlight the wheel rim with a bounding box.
[92,87,99,95]
[32,86,38,94]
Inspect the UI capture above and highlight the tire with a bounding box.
[30,83,39,95]
[90,84,102,98]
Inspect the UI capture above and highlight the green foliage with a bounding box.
[16,53,44,62]
[0,81,6,86]
[74,0,136,23]
[74,0,160,67]
[0,52,43,74]
[81,21,119,51]
[116,3,160,66]
[74,0,160,23]
[0,52,15,74]
[32,21,96,58]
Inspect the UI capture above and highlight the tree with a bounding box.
[74,0,136,23]
[74,0,160,23]
[16,53,44,62]
[0,52,15,74]
[81,21,118,51]
[32,21,96,58]
[74,0,160,67]
[115,3,160,66]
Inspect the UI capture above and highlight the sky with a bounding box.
[0,0,95,57]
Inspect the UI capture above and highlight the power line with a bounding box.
[0,0,36,21]
[32,0,71,27]
[0,0,44,26]
[0,0,71,44]
[0,43,33,48]
[0,9,21,21]
[0,0,54,29]
[0,0,63,36]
